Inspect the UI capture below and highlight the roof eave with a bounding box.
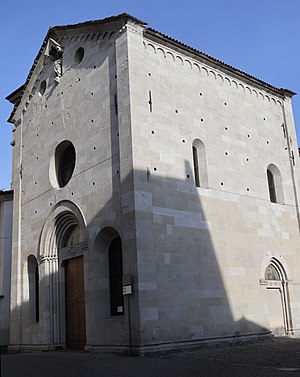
[144,28,289,98]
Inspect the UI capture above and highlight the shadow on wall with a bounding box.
[9,161,279,353]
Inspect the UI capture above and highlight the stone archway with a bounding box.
[261,258,293,335]
[38,201,87,349]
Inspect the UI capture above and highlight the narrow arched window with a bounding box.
[192,139,208,188]
[108,237,124,316]
[267,164,284,204]
[267,169,276,203]
[192,146,200,187]
[27,255,39,323]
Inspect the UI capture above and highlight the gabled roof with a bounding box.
[6,13,146,123]
[6,13,295,124]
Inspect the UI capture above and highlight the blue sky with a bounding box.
[1,0,300,189]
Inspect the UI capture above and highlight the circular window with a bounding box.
[74,47,84,64]
[39,80,47,95]
[49,141,76,188]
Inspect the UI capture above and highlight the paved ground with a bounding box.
[2,337,300,376]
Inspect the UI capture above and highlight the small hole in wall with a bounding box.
[91,92,94,96]
[246,158,249,161]
[267,141,269,144]
[117,133,119,136]
[225,152,228,155]
[93,147,96,150]
[225,127,228,130]
[263,117,266,120]
[182,140,185,143]
[91,119,94,123]
[45,104,48,108]
[187,174,190,178]
[201,119,204,122]
[220,182,224,186]
[248,134,250,138]
[92,182,95,186]
[50,203,53,206]
[175,109,178,113]
[36,134,38,137]
[151,131,155,134]
[61,92,63,95]
[148,72,151,76]
[77,77,81,82]
[154,167,157,171]
[34,182,37,185]
[52,121,54,125]
[247,188,250,191]
[117,171,119,175]
[200,93,203,96]
[94,66,96,69]
[224,102,227,106]
[71,192,74,196]
[36,157,39,160]
[35,210,37,214]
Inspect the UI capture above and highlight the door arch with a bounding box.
[262,258,293,335]
[38,201,87,349]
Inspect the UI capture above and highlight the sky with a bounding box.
[1,0,300,190]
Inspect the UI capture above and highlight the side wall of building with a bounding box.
[127,27,300,350]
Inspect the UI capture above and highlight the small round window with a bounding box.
[39,80,47,95]
[75,47,84,64]
[53,141,76,188]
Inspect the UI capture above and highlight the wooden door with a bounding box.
[65,256,86,349]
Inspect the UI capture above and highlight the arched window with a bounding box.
[27,255,39,323]
[267,164,284,204]
[108,236,124,316]
[192,139,208,188]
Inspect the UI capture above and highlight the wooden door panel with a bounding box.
[65,256,86,349]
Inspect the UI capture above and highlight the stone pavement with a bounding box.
[2,337,300,377]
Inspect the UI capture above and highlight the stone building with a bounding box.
[0,190,13,349]
[6,13,300,353]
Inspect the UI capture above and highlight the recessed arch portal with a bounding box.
[262,257,292,336]
[38,201,87,349]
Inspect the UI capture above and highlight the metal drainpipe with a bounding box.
[281,96,300,233]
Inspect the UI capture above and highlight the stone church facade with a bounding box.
[6,13,300,353]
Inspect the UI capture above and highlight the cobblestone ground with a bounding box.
[2,337,300,377]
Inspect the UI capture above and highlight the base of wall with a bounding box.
[85,331,274,355]
[8,344,65,354]
[7,332,276,355]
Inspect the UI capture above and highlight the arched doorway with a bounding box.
[262,258,293,335]
[38,201,87,350]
